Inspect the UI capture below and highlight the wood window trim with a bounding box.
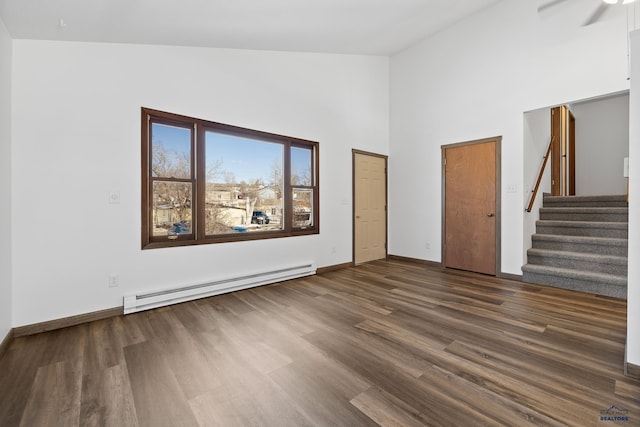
[141,107,319,249]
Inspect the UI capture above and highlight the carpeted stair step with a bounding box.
[535,220,628,239]
[526,248,627,277]
[542,194,628,208]
[531,234,628,257]
[523,194,628,299]
[521,264,627,299]
[539,207,628,222]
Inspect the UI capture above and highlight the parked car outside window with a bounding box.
[251,211,270,224]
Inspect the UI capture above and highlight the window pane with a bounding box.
[293,188,313,228]
[291,146,312,186]
[152,181,192,237]
[142,108,320,249]
[151,123,191,179]
[205,131,284,234]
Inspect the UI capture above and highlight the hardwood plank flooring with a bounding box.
[0,259,638,426]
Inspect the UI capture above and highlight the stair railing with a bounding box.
[526,136,554,213]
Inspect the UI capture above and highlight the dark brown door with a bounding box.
[444,139,497,275]
[551,106,562,196]
[568,110,576,195]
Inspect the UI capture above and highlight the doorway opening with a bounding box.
[523,91,630,259]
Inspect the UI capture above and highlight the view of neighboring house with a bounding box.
[153,182,286,236]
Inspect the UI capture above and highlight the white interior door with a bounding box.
[354,152,387,265]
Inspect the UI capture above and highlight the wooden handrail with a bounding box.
[526,136,554,213]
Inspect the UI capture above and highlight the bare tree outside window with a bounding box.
[291,146,314,228]
[142,108,319,249]
[150,124,193,237]
[205,131,284,234]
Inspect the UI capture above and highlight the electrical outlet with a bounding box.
[108,191,121,204]
[108,275,119,288]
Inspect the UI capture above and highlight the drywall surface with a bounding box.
[571,93,629,196]
[11,40,389,325]
[0,16,12,341]
[627,30,639,367]
[523,107,551,261]
[389,0,633,275]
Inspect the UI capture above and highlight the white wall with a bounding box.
[522,107,551,258]
[627,30,640,367]
[389,0,632,275]
[11,40,389,326]
[0,20,12,342]
[571,93,629,196]
[0,17,12,342]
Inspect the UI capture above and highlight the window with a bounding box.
[142,108,319,249]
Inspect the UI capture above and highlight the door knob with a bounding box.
[487,212,494,217]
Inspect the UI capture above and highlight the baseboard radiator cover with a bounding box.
[124,263,316,314]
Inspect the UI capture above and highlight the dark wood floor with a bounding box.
[0,259,638,426]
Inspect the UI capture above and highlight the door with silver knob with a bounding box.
[443,138,498,276]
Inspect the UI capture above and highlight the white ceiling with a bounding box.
[0,0,503,55]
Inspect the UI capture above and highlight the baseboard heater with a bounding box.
[123,263,316,314]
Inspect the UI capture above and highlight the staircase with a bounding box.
[522,194,628,299]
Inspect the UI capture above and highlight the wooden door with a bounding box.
[354,151,387,265]
[550,105,575,196]
[568,110,576,195]
[551,106,562,196]
[443,139,498,275]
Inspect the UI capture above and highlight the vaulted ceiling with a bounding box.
[0,0,503,55]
